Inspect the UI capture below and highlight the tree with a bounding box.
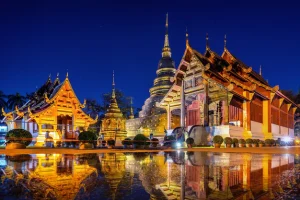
[102,89,132,118]
[7,93,27,110]
[84,99,103,118]
[280,90,296,102]
[0,90,7,111]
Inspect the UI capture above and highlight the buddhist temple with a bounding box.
[157,33,300,143]
[126,14,180,137]
[101,71,127,144]
[1,73,98,146]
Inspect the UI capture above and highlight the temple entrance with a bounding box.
[57,115,74,139]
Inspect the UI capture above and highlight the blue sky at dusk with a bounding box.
[1,0,300,109]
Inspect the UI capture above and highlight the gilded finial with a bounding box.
[224,34,227,49]
[186,27,189,46]
[162,13,171,57]
[48,73,51,79]
[66,69,68,78]
[206,33,209,49]
[129,97,134,119]
[259,65,262,76]
[112,70,116,99]
[56,73,59,78]
[166,12,168,27]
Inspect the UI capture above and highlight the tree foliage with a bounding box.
[7,92,27,110]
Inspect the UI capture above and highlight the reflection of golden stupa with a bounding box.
[101,71,127,143]
[101,153,126,199]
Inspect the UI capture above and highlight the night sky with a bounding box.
[1,0,300,109]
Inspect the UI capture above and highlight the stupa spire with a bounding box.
[162,13,171,57]
[129,97,134,119]
[112,70,116,99]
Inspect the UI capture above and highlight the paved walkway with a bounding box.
[0,146,299,155]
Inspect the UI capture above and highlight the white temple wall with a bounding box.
[250,121,264,139]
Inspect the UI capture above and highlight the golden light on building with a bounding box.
[1,73,97,146]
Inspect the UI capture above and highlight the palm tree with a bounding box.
[7,93,27,110]
[0,90,7,114]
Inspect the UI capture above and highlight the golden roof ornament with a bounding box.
[1,107,6,116]
[80,99,86,109]
[15,106,24,117]
[259,65,262,76]
[186,27,189,46]
[44,93,51,103]
[206,33,209,50]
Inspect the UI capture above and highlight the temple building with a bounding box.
[157,33,300,143]
[1,73,97,146]
[126,14,180,137]
[101,72,127,144]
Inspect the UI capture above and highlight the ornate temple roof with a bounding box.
[1,73,96,123]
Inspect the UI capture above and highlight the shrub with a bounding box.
[78,131,97,143]
[259,140,265,144]
[186,137,194,145]
[151,138,159,146]
[145,138,151,146]
[253,139,260,144]
[270,139,275,145]
[122,138,132,145]
[163,135,176,147]
[232,138,238,144]
[5,129,32,146]
[265,139,272,145]
[245,138,253,144]
[107,139,115,146]
[238,139,246,144]
[213,135,223,144]
[133,134,148,146]
[224,137,232,144]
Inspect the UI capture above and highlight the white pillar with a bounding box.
[180,80,185,127]
[167,104,171,129]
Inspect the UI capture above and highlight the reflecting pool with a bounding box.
[0,152,299,199]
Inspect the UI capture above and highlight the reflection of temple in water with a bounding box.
[1,154,98,199]
[155,152,296,200]
[0,153,298,200]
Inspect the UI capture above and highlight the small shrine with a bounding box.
[101,71,127,144]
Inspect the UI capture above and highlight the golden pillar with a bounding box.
[263,100,272,139]
[242,100,252,138]
[262,154,272,192]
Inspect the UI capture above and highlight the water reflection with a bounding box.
[0,152,299,200]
